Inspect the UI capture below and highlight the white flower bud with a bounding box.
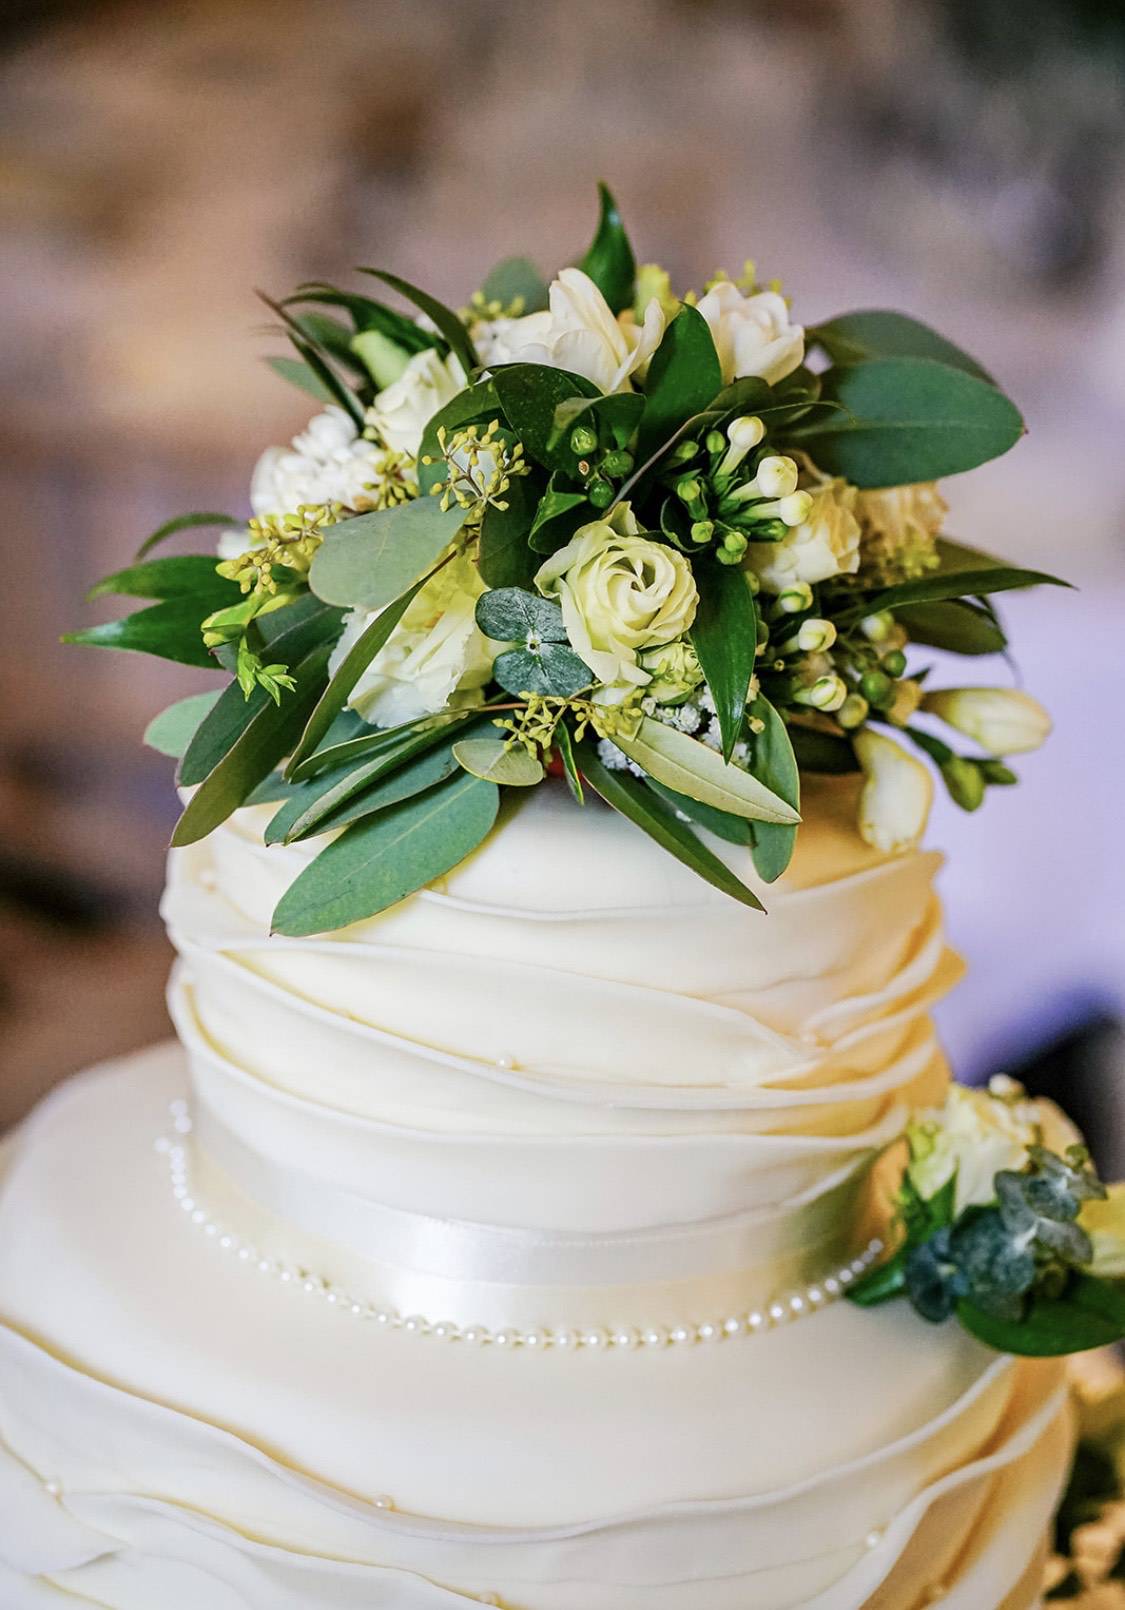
[728,415,765,450]
[853,729,934,854]
[860,611,896,644]
[796,618,837,653]
[837,692,869,729]
[794,673,847,712]
[755,455,798,499]
[777,581,814,614]
[777,490,813,527]
[922,687,1052,756]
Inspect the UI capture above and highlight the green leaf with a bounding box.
[689,563,757,763]
[846,1248,909,1307]
[416,378,502,496]
[788,726,859,773]
[286,283,436,355]
[528,482,591,555]
[897,600,1008,656]
[87,556,237,603]
[553,720,584,804]
[287,716,422,782]
[64,596,221,669]
[271,769,499,936]
[550,392,644,456]
[482,256,549,314]
[143,691,222,758]
[577,743,764,912]
[577,181,636,314]
[453,738,544,786]
[476,587,566,643]
[293,310,369,372]
[638,305,723,458]
[839,563,1070,621]
[358,268,478,378]
[135,511,239,560]
[642,778,753,846]
[266,355,337,403]
[285,567,439,777]
[492,365,600,474]
[171,643,333,846]
[809,311,994,383]
[615,717,801,825]
[792,358,1024,487]
[178,596,343,785]
[493,642,591,698]
[308,501,466,611]
[958,1274,1125,1357]
[269,732,460,844]
[478,474,540,589]
[259,292,364,427]
[746,699,800,883]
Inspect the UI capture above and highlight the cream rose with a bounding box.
[535,506,698,689]
[694,283,804,386]
[745,478,861,594]
[366,348,468,457]
[478,268,665,394]
[331,551,492,727]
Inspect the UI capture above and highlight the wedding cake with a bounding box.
[2,188,1121,1608]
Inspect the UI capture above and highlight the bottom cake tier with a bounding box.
[0,1047,1071,1610]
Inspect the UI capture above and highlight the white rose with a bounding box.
[535,505,698,689]
[907,1084,1042,1215]
[478,268,665,395]
[694,283,804,386]
[853,729,933,854]
[366,348,468,457]
[745,479,860,594]
[922,687,1052,756]
[248,407,387,520]
[331,551,492,727]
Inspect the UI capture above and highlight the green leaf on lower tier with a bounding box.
[690,563,757,765]
[177,597,343,786]
[790,357,1024,487]
[171,642,334,847]
[808,311,994,383]
[270,769,500,936]
[308,501,466,612]
[615,718,801,825]
[64,595,227,669]
[481,256,549,315]
[896,600,1008,656]
[746,699,800,884]
[958,1274,1125,1357]
[578,743,764,913]
[577,181,636,315]
[839,564,1070,621]
[553,719,584,804]
[143,691,222,758]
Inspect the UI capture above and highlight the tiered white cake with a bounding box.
[0,776,1070,1608]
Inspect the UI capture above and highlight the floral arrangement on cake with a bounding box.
[70,184,1066,936]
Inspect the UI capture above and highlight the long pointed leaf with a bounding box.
[690,564,757,763]
[64,596,221,669]
[616,718,800,825]
[144,692,222,758]
[358,269,478,377]
[638,304,723,457]
[746,699,800,883]
[136,511,238,560]
[88,556,236,602]
[578,744,764,912]
[837,564,1070,622]
[577,182,635,314]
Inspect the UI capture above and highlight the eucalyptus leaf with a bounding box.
[64,596,224,670]
[88,556,238,603]
[135,511,239,560]
[482,256,549,314]
[476,587,566,643]
[577,181,635,314]
[809,311,994,383]
[493,642,592,698]
[492,365,600,474]
[143,691,222,758]
[638,304,723,457]
[958,1274,1125,1357]
[615,718,801,825]
[578,743,764,912]
[553,719,584,804]
[309,501,466,610]
[689,563,757,762]
[266,355,337,403]
[453,738,544,786]
[792,358,1024,487]
[746,699,800,883]
[178,596,343,785]
[358,268,478,377]
[271,769,499,936]
[171,642,333,846]
[643,778,754,846]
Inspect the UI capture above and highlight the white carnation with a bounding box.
[330,551,492,728]
[478,268,665,394]
[694,283,804,386]
[367,348,468,457]
[249,407,387,520]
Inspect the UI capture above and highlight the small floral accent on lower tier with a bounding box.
[848,1079,1125,1357]
[157,1102,881,1353]
[67,184,1069,939]
[1046,1350,1125,1603]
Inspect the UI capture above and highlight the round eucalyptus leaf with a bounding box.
[453,738,544,787]
[492,643,592,698]
[476,586,566,644]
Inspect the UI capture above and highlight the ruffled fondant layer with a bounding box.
[0,1051,1069,1610]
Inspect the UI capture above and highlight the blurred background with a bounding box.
[1,0,1123,1164]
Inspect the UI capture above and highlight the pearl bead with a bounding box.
[492,1330,517,1348]
[788,1294,806,1317]
[670,1325,695,1346]
[582,1328,608,1350]
[554,1329,579,1350]
[747,1310,766,1332]
[373,1494,395,1511]
[203,1222,219,1238]
[372,1310,394,1328]
[722,1316,743,1337]
[612,1327,640,1350]
[824,1277,841,1298]
[462,1327,488,1346]
[838,1266,854,1286]
[431,1321,458,1341]
[697,1321,721,1342]
[807,1286,825,1307]
[768,1302,788,1325]
[495,1054,519,1071]
[403,1315,428,1336]
[865,1528,883,1550]
[43,1479,61,1497]
[523,1329,548,1349]
[642,1326,668,1348]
